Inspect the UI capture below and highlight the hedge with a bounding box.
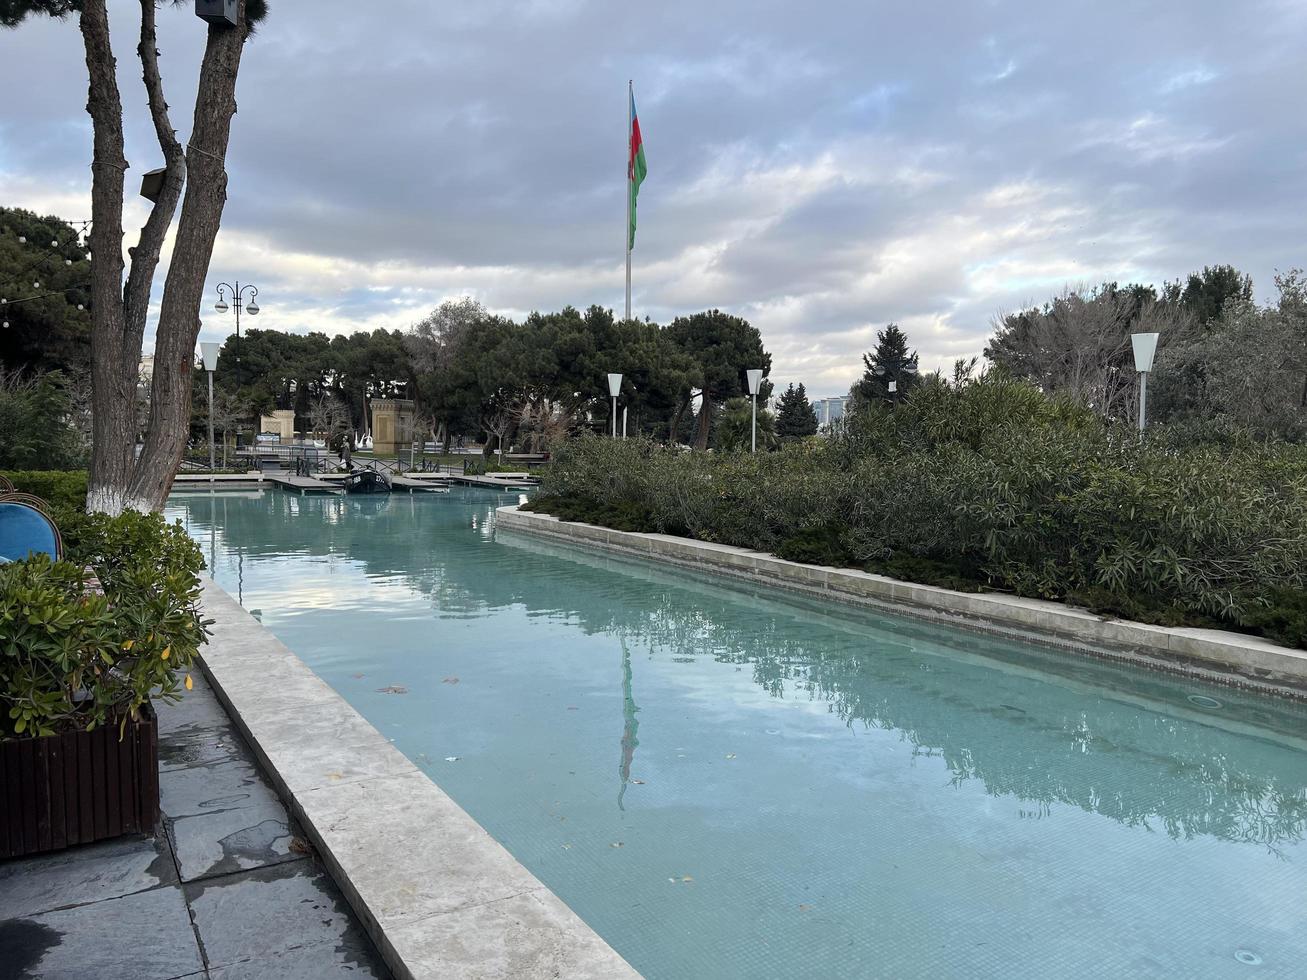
[526,377,1307,650]
[1,470,88,510]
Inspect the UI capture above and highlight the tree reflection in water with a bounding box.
[171,489,1307,851]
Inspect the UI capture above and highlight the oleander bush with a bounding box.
[0,509,208,738]
[526,376,1307,648]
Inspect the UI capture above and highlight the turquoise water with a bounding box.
[167,488,1307,979]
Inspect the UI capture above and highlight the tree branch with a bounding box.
[122,0,185,372]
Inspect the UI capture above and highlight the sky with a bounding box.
[1,1,1305,396]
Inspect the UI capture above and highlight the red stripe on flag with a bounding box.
[629,117,643,179]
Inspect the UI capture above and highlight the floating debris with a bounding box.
[442,676,460,685]
[725,753,737,760]
[376,685,408,694]
[610,841,624,848]
[444,756,460,763]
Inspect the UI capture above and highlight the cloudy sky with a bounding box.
[2,0,1305,395]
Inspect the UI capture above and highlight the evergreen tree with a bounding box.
[775,382,818,438]
[851,323,919,406]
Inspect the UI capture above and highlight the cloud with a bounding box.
[1,0,1305,396]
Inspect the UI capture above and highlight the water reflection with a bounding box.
[168,489,1307,851]
[617,638,640,812]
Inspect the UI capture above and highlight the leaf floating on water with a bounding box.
[680,875,694,883]
[561,843,573,850]
[376,685,408,694]
[444,756,460,762]
[442,676,460,685]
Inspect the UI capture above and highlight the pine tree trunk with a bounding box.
[693,397,713,450]
[129,10,250,510]
[81,0,135,515]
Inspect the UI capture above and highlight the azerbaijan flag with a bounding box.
[628,88,647,250]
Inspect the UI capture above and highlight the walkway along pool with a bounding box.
[166,488,1307,979]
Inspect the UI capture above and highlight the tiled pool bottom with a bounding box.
[168,489,1307,979]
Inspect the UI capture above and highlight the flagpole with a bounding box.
[625,79,633,323]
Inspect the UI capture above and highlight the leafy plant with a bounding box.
[0,510,208,738]
[532,379,1307,649]
[1,469,89,509]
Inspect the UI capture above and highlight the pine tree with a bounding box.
[851,324,919,406]
[775,382,818,438]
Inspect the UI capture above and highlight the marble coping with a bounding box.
[496,505,1307,699]
[198,576,640,980]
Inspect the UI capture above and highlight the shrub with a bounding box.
[534,379,1307,648]
[0,370,86,470]
[1,470,89,510]
[0,510,208,738]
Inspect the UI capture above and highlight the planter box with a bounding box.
[0,704,159,859]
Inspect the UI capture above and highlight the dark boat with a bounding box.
[342,469,391,494]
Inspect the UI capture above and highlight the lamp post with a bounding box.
[746,369,764,453]
[874,361,918,405]
[607,373,623,439]
[200,342,221,474]
[213,281,260,443]
[1131,332,1159,432]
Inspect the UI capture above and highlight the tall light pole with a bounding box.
[1131,332,1159,432]
[213,281,260,442]
[608,373,623,439]
[746,369,763,453]
[200,342,221,474]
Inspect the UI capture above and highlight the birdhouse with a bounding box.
[195,0,238,26]
[139,168,166,203]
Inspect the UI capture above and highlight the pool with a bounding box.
[167,488,1307,978]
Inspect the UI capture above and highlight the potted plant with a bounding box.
[0,509,207,858]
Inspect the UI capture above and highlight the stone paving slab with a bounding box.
[183,861,373,970]
[0,833,176,920]
[497,504,1307,697]
[168,800,301,882]
[0,884,204,980]
[0,668,390,980]
[198,576,640,980]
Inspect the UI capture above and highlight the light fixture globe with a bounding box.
[215,298,229,313]
[746,369,764,396]
[607,373,623,398]
[246,299,260,315]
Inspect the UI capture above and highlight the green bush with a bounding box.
[533,377,1307,649]
[0,510,208,738]
[2,470,89,510]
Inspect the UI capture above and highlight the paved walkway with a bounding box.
[0,674,391,980]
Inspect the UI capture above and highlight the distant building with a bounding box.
[139,355,155,384]
[810,395,847,429]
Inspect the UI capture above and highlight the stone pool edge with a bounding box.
[496,505,1307,699]
[196,575,641,980]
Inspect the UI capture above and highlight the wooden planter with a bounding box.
[0,704,159,859]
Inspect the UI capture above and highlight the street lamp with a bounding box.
[212,281,260,447]
[746,369,764,453]
[874,360,917,405]
[200,342,221,473]
[213,280,260,386]
[1131,332,1159,432]
[607,374,623,439]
